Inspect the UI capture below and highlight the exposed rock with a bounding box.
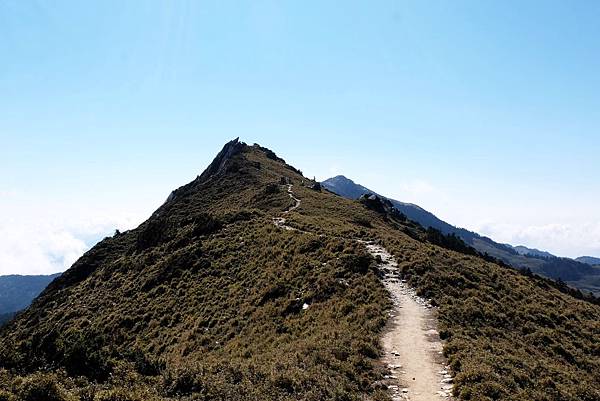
[162,138,246,205]
[359,193,392,214]
[309,182,321,191]
[359,193,406,221]
[199,137,246,182]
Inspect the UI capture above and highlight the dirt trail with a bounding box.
[272,185,453,400]
[273,184,301,230]
[285,184,301,212]
[365,243,453,400]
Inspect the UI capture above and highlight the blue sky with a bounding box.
[1,1,600,274]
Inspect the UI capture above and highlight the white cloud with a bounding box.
[475,220,600,259]
[0,192,146,276]
[0,223,89,275]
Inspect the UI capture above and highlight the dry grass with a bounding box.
[0,142,598,401]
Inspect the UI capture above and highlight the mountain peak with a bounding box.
[1,143,599,401]
[322,175,372,200]
[198,137,246,182]
[327,175,354,183]
[163,138,247,204]
[158,139,304,212]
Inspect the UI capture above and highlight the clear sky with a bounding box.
[1,1,600,275]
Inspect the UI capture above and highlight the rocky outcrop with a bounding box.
[359,194,406,221]
[164,138,246,205]
[308,182,321,191]
[359,193,394,214]
[198,138,246,183]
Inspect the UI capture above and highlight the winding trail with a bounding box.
[272,184,453,400]
[272,184,301,230]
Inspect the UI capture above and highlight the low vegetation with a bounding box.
[381,233,600,401]
[0,142,391,401]
[0,141,598,400]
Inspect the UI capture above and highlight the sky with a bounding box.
[1,1,600,275]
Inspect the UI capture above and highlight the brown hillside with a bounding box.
[0,139,598,401]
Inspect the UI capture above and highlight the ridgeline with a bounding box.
[0,140,598,401]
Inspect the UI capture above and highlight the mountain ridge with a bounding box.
[512,245,556,259]
[577,256,600,266]
[0,141,599,401]
[322,175,600,295]
[0,273,61,316]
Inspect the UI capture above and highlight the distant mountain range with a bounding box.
[0,273,61,323]
[322,175,600,295]
[576,256,600,266]
[512,245,556,259]
[0,312,14,326]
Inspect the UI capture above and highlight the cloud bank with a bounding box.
[476,221,600,259]
[0,214,143,276]
[0,223,89,275]
[0,191,146,276]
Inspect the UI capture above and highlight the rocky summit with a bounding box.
[0,140,599,401]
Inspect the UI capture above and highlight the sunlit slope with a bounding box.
[0,140,598,401]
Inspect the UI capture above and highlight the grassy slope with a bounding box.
[286,181,600,400]
[323,177,600,297]
[381,234,600,401]
[0,144,392,401]
[0,142,598,401]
